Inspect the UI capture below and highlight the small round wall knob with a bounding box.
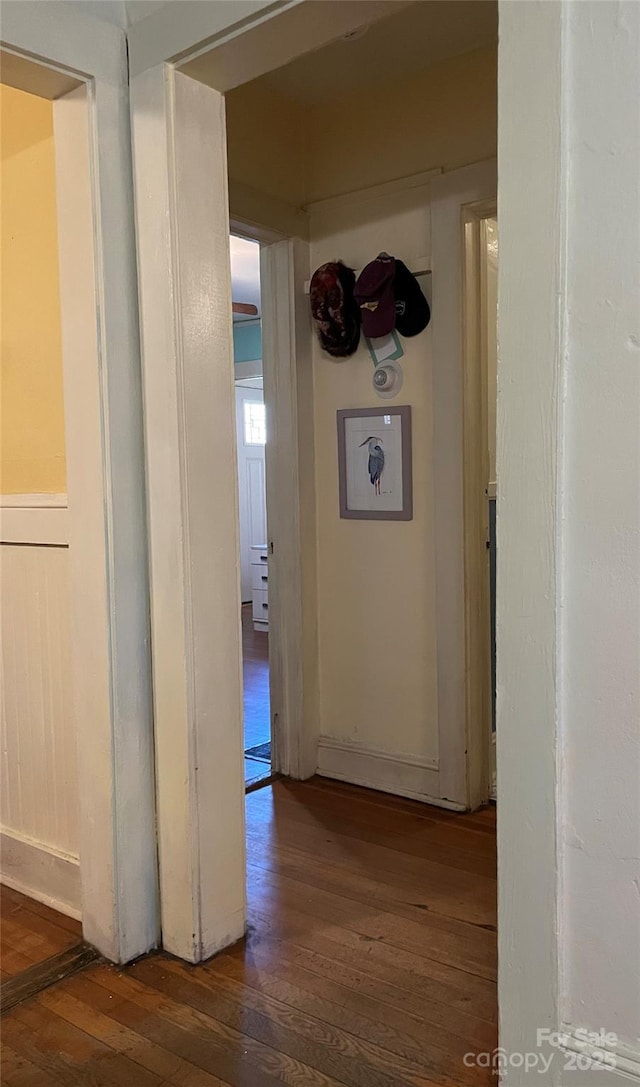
[372,360,403,399]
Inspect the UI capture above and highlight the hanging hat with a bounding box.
[310,261,361,358]
[354,254,396,339]
[393,259,430,337]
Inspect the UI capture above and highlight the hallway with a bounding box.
[1,779,497,1086]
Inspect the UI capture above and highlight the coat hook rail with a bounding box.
[303,258,431,295]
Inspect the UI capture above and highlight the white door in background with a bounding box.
[235,382,267,602]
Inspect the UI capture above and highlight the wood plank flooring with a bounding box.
[1,778,497,1086]
[242,604,271,787]
[1,886,82,981]
[242,604,270,751]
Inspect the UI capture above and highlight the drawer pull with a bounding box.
[262,602,269,610]
[260,555,268,562]
[261,575,268,583]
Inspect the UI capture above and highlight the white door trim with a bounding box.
[131,65,246,962]
[497,0,565,1067]
[260,238,316,779]
[429,159,497,809]
[461,198,497,811]
[1,2,159,963]
[54,83,159,964]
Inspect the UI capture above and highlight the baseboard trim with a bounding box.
[316,736,465,810]
[0,829,81,920]
[0,494,67,509]
[560,1027,640,1083]
[0,501,69,546]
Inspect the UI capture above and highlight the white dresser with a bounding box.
[251,545,269,632]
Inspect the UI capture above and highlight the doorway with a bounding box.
[230,234,273,788]
[463,201,498,809]
[483,216,498,801]
[131,0,496,970]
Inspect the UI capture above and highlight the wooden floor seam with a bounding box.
[1,943,100,1015]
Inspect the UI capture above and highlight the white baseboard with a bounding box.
[316,736,465,810]
[560,1027,640,1083]
[0,496,69,546]
[1,828,81,920]
[0,494,67,508]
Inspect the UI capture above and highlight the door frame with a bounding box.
[230,220,311,784]
[259,236,313,780]
[131,66,247,963]
[1,5,158,963]
[129,2,568,1065]
[429,161,497,808]
[462,198,497,811]
[130,59,315,958]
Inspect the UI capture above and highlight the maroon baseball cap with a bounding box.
[354,255,396,338]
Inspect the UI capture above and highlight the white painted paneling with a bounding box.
[1,514,80,916]
[1,542,78,857]
[1,830,80,920]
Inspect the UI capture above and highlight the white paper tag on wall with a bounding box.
[366,330,404,367]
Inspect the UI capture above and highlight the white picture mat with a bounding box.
[344,413,404,512]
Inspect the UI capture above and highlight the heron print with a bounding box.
[360,436,385,495]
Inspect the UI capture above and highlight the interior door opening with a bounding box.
[230,234,273,789]
[483,216,498,801]
[463,203,498,809]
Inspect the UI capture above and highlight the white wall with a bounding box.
[498,0,640,1079]
[310,188,440,783]
[560,0,640,1058]
[307,45,496,204]
[224,43,496,209]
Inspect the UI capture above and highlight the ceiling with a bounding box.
[125,0,168,26]
[229,235,261,322]
[257,0,497,107]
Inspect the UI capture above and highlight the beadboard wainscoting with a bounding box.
[0,497,80,917]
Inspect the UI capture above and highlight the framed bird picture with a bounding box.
[336,405,412,520]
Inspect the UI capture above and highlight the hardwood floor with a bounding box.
[1,779,497,1086]
[1,886,82,982]
[242,604,271,787]
[244,756,273,788]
